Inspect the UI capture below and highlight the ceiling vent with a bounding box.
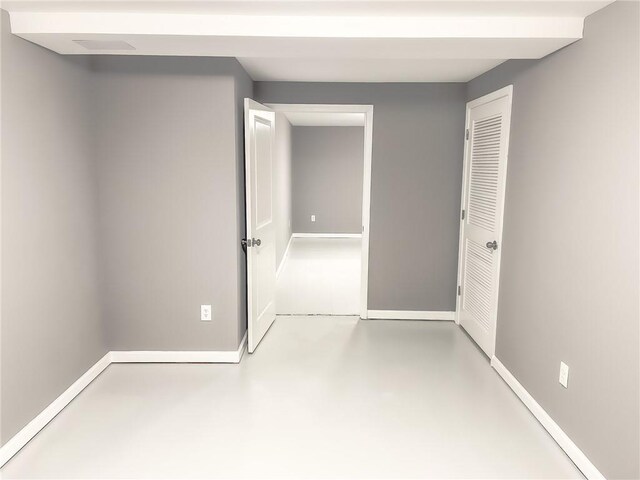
[73,40,135,51]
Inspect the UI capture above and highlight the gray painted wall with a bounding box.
[256,83,466,311]
[94,56,250,352]
[0,11,107,443]
[274,113,293,266]
[292,126,364,234]
[467,3,639,478]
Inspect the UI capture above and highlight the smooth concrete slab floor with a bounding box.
[276,237,361,315]
[2,316,582,479]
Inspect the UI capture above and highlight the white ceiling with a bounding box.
[283,111,365,126]
[2,0,615,82]
[0,1,616,17]
[241,58,506,82]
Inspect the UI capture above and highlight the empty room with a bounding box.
[0,1,638,479]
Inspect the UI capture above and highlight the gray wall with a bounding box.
[274,113,293,266]
[467,2,639,478]
[94,56,250,352]
[256,83,466,312]
[0,11,107,443]
[292,126,364,234]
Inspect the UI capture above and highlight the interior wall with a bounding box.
[94,56,250,352]
[467,2,639,478]
[291,126,364,234]
[256,83,466,312]
[273,113,293,267]
[0,11,107,444]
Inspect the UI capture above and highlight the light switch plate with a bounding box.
[201,305,212,321]
[559,361,569,388]
[311,215,316,222]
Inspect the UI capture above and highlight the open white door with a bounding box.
[456,86,513,358]
[244,98,277,353]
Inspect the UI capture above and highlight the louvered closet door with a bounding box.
[458,86,512,358]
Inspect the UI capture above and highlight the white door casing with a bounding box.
[456,85,513,358]
[264,103,374,319]
[245,98,277,353]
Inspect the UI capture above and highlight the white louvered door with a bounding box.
[457,86,513,358]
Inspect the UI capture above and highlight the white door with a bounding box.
[245,98,277,353]
[456,86,513,358]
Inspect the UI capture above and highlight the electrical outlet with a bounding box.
[201,305,212,321]
[311,215,316,222]
[559,361,569,388]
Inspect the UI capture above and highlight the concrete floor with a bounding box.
[2,316,582,479]
[276,237,361,315]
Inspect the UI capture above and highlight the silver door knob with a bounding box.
[251,238,261,247]
[486,240,498,250]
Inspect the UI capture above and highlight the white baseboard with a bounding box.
[111,332,247,364]
[367,310,455,321]
[0,333,249,468]
[491,356,604,479]
[0,352,111,467]
[292,233,362,238]
[276,235,294,278]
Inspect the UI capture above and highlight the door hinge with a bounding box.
[458,285,461,296]
[461,209,465,220]
[465,129,469,140]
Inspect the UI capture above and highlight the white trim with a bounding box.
[0,332,249,468]
[360,105,374,320]
[0,352,111,467]
[276,234,294,278]
[491,356,604,480]
[367,310,455,321]
[237,331,248,362]
[292,233,362,239]
[111,333,248,364]
[455,85,513,356]
[267,103,373,320]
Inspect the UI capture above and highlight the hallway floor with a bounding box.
[2,317,582,479]
[276,237,361,315]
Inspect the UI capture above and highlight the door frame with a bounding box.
[454,85,513,356]
[266,103,374,319]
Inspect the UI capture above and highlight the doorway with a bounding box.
[243,101,373,352]
[269,104,373,318]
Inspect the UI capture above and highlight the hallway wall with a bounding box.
[292,126,364,235]
[273,112,293,267]
[467,2,639,478]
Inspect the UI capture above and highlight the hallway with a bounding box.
[276,237,361,315]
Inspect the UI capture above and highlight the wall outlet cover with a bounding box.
[201,305,212,321]
[559,361,569,388]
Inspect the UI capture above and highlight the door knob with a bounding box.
[486,240,498,250]
[241,238,261,250]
